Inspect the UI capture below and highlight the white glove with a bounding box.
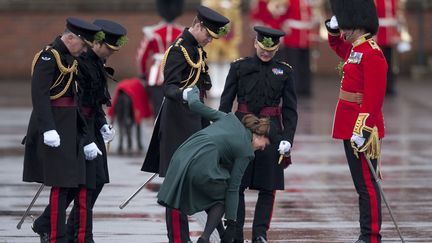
[83,142,102,160]
[182,87,193,101]
[43,130,60,147]
[278,140,291,155]
[100,124,115,143]
[328,15,339,29]
[350,134,366,148]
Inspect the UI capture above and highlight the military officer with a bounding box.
[219,26,298,243]
[326,0,387,242]
[141,5,230,243]
[65,19,127,243]
[23,17,102,243]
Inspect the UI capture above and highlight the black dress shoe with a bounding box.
[232,240,244,243]
[31,223,50,243]
[197,237,209,243]
[252,236,268,243]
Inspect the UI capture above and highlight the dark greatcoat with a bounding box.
[142,29,211,177]
[219,55,298,190]
[23,37,87,188]
[76,48,111,189]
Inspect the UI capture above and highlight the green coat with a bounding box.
[157,90,255,220]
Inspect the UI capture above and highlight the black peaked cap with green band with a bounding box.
[93,19,128,51]
[254,26,285,51]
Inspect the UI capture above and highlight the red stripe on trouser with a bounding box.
[171,209,182,243]
[267,191,276,229]
[78,188,87,243]
[360,154,380,243]
[50,187,60,243]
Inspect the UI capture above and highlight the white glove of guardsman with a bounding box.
[278,140,291,155]
[83,142,102,160]
[328,15,339,30]
[182,87,193,101]
[350,134,366,149]
[100,124,115,143]
[43,130,61,147]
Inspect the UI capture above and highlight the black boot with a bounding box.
[252,236,268,243]
[31,223,50,243]
[197,237,209,243]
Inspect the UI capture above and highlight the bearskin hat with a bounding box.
[156,0,184,22]
[329,0,379,35]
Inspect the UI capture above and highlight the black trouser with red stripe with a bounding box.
[65,186,96,243]
[235,186,276,242]
[33,187,90,243]
[344,140,382,243]
[165,207,191,243]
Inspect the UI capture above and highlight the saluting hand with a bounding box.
[43,130,60,147]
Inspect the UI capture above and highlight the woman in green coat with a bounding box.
[157,86,271,243]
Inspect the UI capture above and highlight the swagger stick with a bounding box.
[16,184,45,229]
[119,173,158,209]
[365,157,405,243]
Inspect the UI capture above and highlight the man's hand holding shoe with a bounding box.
[100,124,115,143]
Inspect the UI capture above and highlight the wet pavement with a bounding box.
[0,79,431,243]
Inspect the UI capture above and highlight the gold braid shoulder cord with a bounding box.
[160,38,205,90]
[31,48,78,100]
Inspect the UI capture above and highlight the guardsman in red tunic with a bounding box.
[136,0,184,115]
[249,0,287,30]
[280,0,318,97]
[375,0,409,95]
[326,0,387,242]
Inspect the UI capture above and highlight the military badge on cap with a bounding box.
[197,5,230,39]
[254,26,285,51]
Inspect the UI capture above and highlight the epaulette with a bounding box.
[232,57,248,63]
[174,38,184,47]
[368,39,380,50]
[278,61,293,69]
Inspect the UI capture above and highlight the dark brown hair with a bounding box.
[241,114,270,137]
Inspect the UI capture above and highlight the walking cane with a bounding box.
[119,173,158,209]
[16,184,45,229]
[365,157,405,243]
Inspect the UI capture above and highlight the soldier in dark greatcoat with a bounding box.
[65,19,127,243]
[23,17,102,243]
[219,26,298,243]
[141,5,230,243]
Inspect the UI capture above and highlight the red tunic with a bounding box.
[281,0,314,48]
[136,22,183,86]
[328,33,387,139]
[375,0,400,46]
[249,0,284,29]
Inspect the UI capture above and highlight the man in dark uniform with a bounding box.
[219,26,298,243]
[141,5,229,243]
[22,17,102,243]
[326,0,387,242]
[65,19,127,243]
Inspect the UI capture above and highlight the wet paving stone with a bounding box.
[0,80,431,242]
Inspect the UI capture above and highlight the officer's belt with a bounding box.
[237,103,281,117]
[339,89,363,104]
[81,106,94,116]
[51,97,76,107]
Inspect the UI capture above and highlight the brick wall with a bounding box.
[0,7,431,80]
